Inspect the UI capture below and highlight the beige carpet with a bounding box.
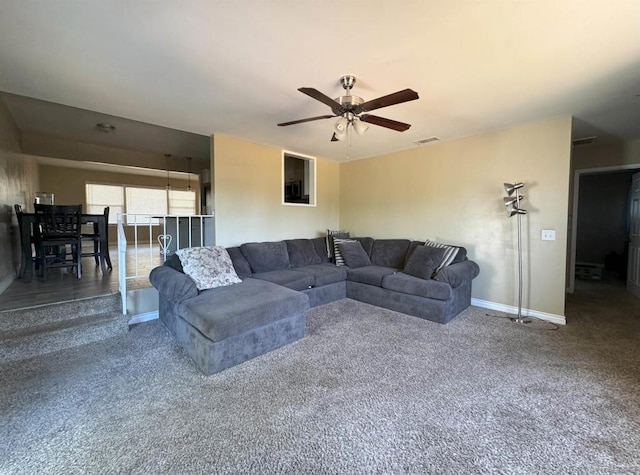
[1,280,639,474]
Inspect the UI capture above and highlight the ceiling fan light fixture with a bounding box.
[334,116,348,134]
[334,129,347,141]
[353,118,369,136]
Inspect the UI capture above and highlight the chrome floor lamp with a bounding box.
[503,182,531,324]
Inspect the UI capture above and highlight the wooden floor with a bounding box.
[0,245,164,312]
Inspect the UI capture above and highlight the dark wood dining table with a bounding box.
[18,213,111,281]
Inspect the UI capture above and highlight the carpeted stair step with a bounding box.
[0,310,128,363]
[0,293,120,333]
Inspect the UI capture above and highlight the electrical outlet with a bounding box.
[541,229,556,241]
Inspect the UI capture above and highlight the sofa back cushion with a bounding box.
[226,246,252,279]
[310,237,330,263]
[241,241,291,273]
[370,239,411,268]
[285,239,323,267]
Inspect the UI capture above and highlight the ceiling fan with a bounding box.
[278,75,419,142]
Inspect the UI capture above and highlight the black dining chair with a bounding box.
[81,206,112,271]
[14,204,31,278]
[34,204,83,279]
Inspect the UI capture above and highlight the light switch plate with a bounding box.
[541,229,556,241]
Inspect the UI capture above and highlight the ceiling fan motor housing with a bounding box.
[334,95,364,112]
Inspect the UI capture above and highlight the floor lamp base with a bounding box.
[510,317,532,324]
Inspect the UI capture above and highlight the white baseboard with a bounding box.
[471,298,566,325]
[128,310,159,326]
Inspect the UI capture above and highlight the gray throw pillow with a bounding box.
[333,238,355,266]
[403,245,447,280]
[337,240,372,268]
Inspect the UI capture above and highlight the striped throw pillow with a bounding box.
[424,239,459,275]
[327,229,350,261]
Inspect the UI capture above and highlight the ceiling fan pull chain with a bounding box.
[347,122,351,160]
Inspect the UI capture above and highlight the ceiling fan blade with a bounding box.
[278,114,335,127]
[355,89,419,114]
[360,114,412,132]
[299,87,344,114]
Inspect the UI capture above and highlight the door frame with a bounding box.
[568,164,640,293]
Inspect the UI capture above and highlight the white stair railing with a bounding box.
[117,213,215,315]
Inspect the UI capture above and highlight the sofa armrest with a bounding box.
[435,260,480,289]
[149,265,199,303]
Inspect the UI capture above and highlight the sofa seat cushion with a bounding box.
[291,263,347,287]
[178,278,309,344]
[251,269,315,291]
[347,266,398,287]
[381,272,453,301]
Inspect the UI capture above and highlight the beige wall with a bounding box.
[624,140,640,165]
[340,116,573,317]
[570,139,640,172]
[0,99,40,291]
[22,132,209,174]
[212,134,340,246]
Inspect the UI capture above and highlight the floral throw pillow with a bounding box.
[175,246,242,291]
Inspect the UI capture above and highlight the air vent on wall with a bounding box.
[572,136,598,147]
[414,137,441,145]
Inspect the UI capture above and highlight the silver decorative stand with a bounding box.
[503,182,531,324]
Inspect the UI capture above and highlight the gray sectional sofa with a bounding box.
[150,236,479,375]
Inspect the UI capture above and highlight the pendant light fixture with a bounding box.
[165,153,172,190]
[186,157,192,191]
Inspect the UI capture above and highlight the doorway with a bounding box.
[569,165,640,295]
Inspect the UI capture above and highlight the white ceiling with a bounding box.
[0,1,639,162]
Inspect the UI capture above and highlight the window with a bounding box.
[85,184,124,223]
[169,189,197,215]
[86,183,197,225]
[126,187,167,224]
[283,151,316,206]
